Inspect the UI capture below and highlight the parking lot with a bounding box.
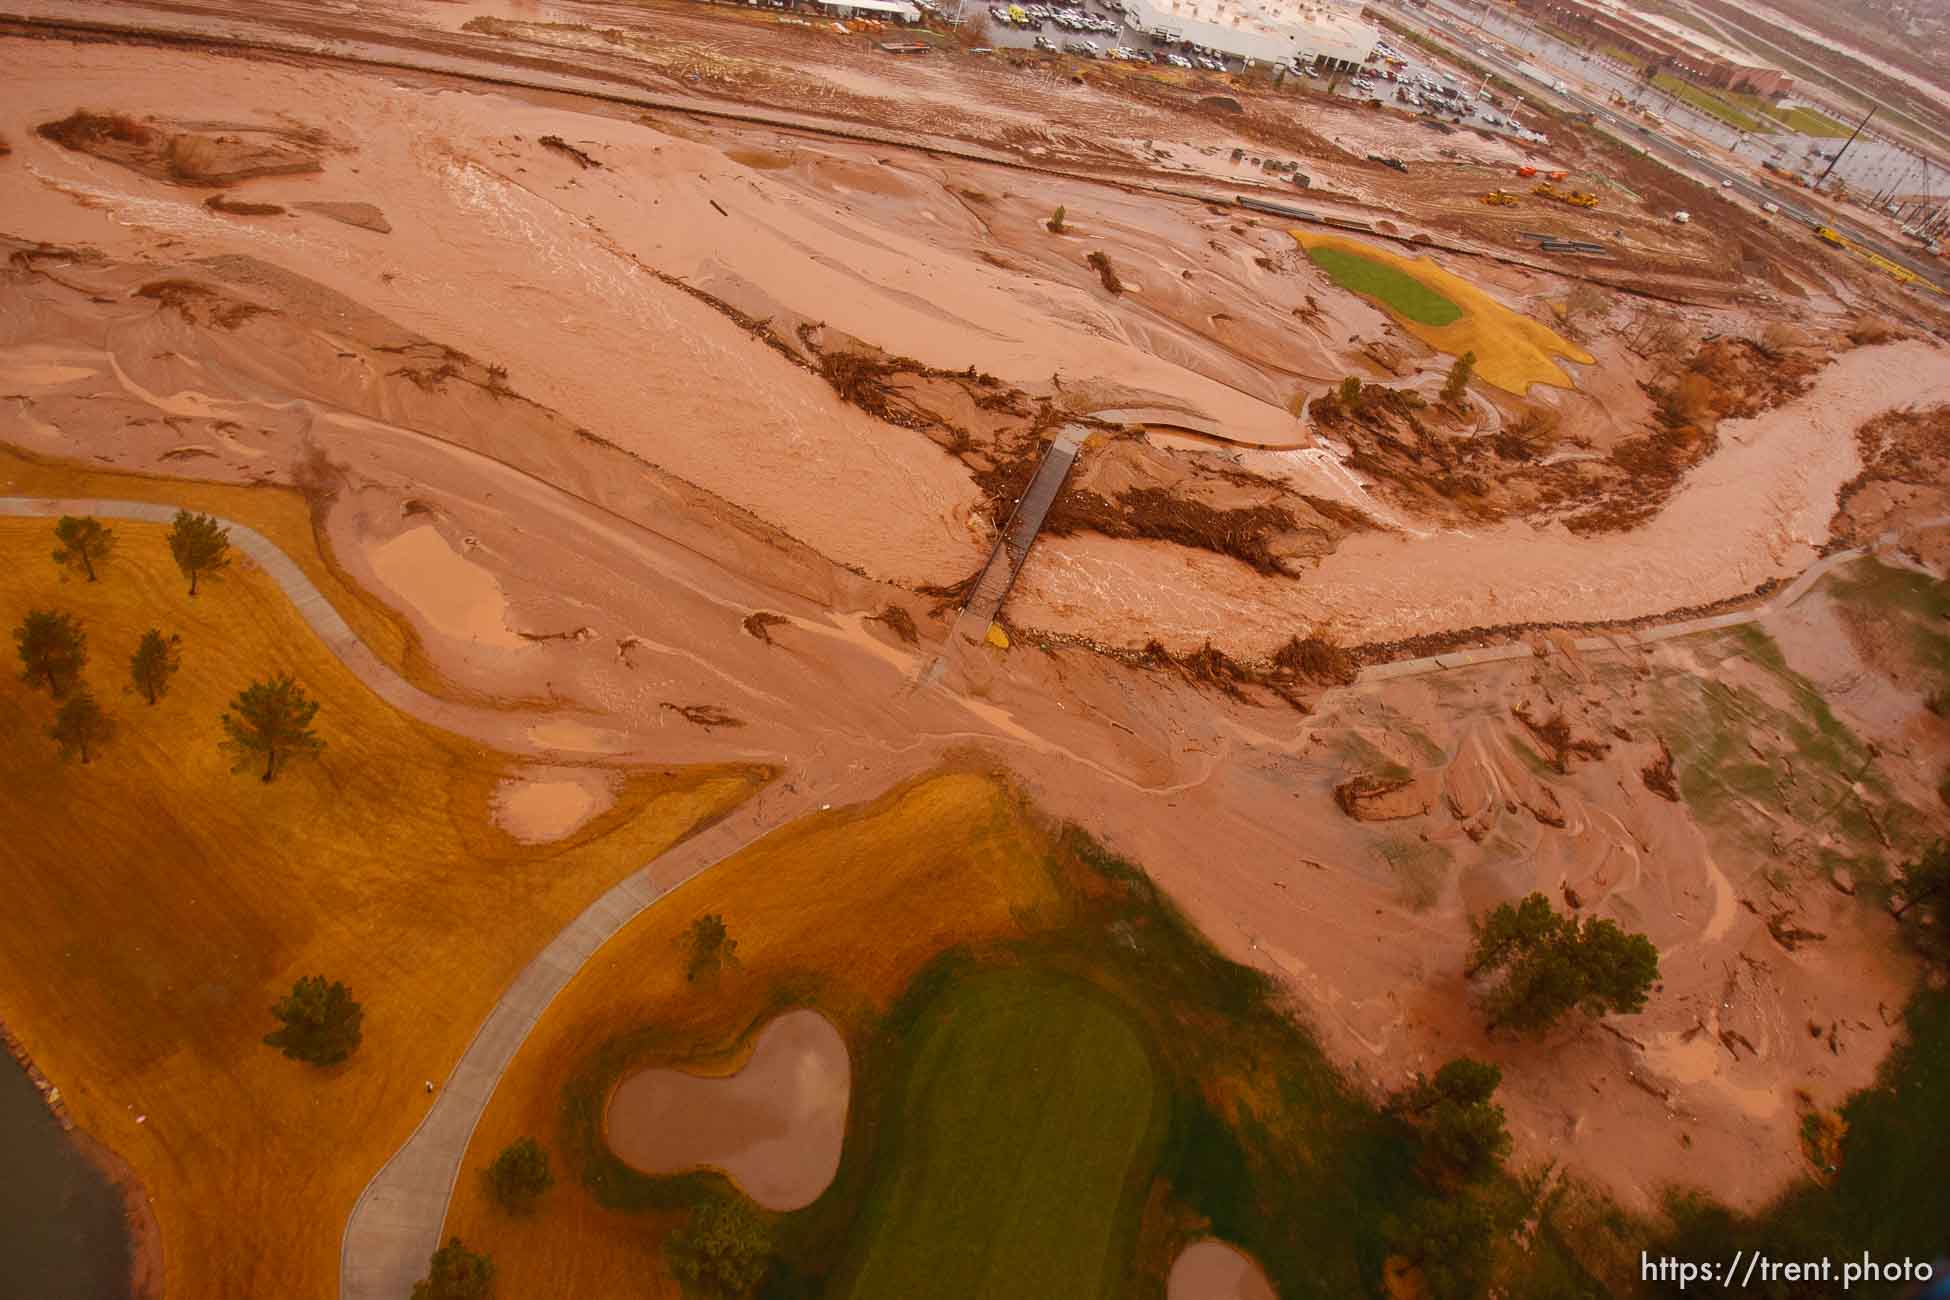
[954,0,1254,72]
[1322,34,1551,147]
[948,2,1550,148]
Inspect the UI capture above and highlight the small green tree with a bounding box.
[1892,839,1950,968]
[411,1237,494,1300]
[48,688,113,764]
[221,674,324,782]
[666,1196,773,1299]
[130,630,181,705]
[684,913,739,984]
[1337,375,1364,407]
[52,514,116,582]
[264,975,363,1066]
[1441,350,1476,404]
[1047,204,1067,234]
[1394,1057,1511,1184]
[15,609,88,697]
[1467,893,1658,1036]
[486,1137,554,1214]
[1384,1192,1498,1300]
[167,509,232,596]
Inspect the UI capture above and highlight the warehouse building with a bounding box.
[1123,0,1379,71]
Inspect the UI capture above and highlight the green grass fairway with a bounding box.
[1304,245,1463,326]
[838,968,1161,1300]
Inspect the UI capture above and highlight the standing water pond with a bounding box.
[0,1048,132,1299]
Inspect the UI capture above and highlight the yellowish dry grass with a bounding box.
[443,771,1067,1296]
[0,517,764,1300]
[0,446,445,699]
[1289,231,1595,393]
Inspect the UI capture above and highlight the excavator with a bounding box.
[1480,190,1520,206]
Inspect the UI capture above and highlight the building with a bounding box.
[1514,0,1792,97]
[1122,0,1379,70]
[815,0,921,20]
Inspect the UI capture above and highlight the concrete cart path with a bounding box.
[0,497,812,1300]
[337,786,811,1300]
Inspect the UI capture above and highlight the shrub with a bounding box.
[1466,893,1659,1036]
[666,1196,773,1298]
[1085,250,1123,294]
[264,975,363,1066]
[412,1238,493,1300]
[1046,205,1066,234]
[486,1137,554,1213]
[1440,351,1475,405]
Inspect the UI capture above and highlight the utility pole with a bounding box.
[1817,105,1876,190]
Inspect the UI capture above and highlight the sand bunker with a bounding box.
[368,525,524,649]
[490,767,615,843]
[1290,232,1593,393]
[605,1009,849,1211]
[1167,1239,1277,1300]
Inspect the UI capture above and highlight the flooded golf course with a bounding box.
[605,1009,850,1210]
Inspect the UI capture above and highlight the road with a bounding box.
[1376,0,1950,295]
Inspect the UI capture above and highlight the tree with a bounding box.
[666,1196,773,1299]
[1384,1192,1499,1300]
[684,913,739,984]
[486,1137,554,1214]
[48,688,113,764]
[264,975,363,1066]
[52,514,116,582]
[1466,893,1659,1036]
[1047,205,1066,234]
[411,1238,494,1300]
[15,609,87,697]
[1394,1058,1512,1184]
[1441,351,1476,404]
[129,630,181,705]
[167,509,232,596]
[221,674,324,782]
[1337,375,1364,407]
[1892,839,1950,968]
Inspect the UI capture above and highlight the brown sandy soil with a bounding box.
[3,11,1950,1290]
[605,1008,849,1211]
[492,765,619,842]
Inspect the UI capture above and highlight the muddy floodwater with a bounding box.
[605,1009,849,1211]
[1167,1239,1277,1300]
[0,1051,131,1300]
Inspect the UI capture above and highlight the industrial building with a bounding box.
[1513,0,1792,97]
[1122,0,1379,71]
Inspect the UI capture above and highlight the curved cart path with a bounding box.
[0,497,815,1300]
[4,496,1937,1300]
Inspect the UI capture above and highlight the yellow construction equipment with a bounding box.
[1531,182,1598,209]
[1480,190,1520,206]
[1814,224,1938,291]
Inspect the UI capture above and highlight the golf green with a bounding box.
[838,967,1162,1300]
[1305,245,1464,326]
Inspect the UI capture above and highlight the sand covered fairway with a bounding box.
[606,1009,849,1211]
[1291,231,1594,392]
